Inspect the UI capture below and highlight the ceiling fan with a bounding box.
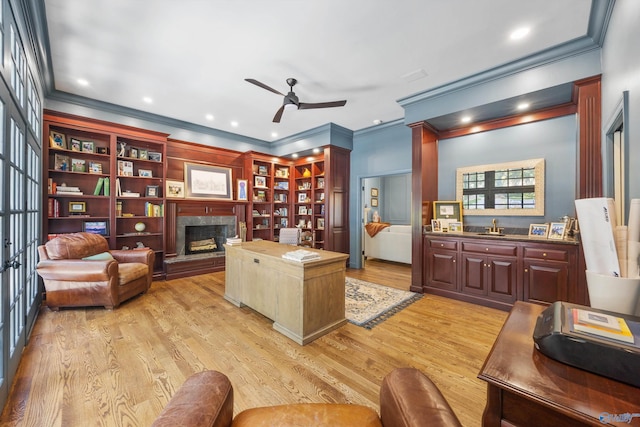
[245,77,347,123]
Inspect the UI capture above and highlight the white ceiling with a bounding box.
[43,0,592,142]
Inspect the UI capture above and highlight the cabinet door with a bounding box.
[523,260,568,304]
[427,249,458,291]
[487,257,517,303]
[461,253,486,295]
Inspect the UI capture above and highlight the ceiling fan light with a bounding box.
[284,103,297,111]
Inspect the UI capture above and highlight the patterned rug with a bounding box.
[345,277,423,329]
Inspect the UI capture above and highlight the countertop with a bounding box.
[423,230,580,245]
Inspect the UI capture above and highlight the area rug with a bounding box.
[345,277,422,329]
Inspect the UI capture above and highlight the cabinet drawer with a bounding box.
[523,247,569,262]
[462,241,517,256]
[428,239,458,251]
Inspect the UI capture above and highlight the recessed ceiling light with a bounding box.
[461,116,472,124]
[291,153,299,158]
[143,96,153,104]
[312,148,320,154]
[230,121,239,127]
[517,102,530,111]
[373,119,383,125]
[306,157,314,162]
[510,27,530,41]
[271,132,278,138]
[77,78,89,86]
[205,114,214,121]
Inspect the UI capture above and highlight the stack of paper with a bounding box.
[226,237,242,245]
[282,249,320,262]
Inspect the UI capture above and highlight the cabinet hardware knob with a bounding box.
[524,268,528,272]
[485,248,489,251]
[452,259,456,263]
[543,253,547,257]
[441,244,444,247]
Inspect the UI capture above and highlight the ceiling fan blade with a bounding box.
[298,100,347,110]
[245,78,284,96]
[272,105,285,123]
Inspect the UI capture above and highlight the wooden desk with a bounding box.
[479,301,640,426]
[224,241,348,345]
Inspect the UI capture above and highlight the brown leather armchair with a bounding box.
[36,232,155,310]
[152,368,462,427]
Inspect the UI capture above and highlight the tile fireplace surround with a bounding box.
[175,215,236,257]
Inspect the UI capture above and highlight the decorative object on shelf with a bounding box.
[129,147,138,158]
[145,185,159,197]
[237,179,248,201]
[54,153,70,171]
[431,219,441,232]
[89,162,102,174]
[69,201,87,214]
[70,138,82,151]
[117,160,133,176]
[139,149,148,160]
[166,180,185,198]
[184,162,233,200]
[138,169,153,177]
[81,141,95,153]
[302,168,311,177]
[96,146,109,155]
[297,193,307,203]
[254,175,266,188]
[134,222,146,233]
[83,221,108,236]
[148,151,162,162]
[71,158,86,172]
[49,131,66,149]
[117,141,127,157]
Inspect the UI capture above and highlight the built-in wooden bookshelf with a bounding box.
[43,111,168,277]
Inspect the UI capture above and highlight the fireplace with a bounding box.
[176,215,236,256]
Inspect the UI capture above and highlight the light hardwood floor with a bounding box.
[0,259,507,427]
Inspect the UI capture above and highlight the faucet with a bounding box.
[485,218,503,235]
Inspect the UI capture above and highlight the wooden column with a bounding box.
[410,122,439,292]
[575,76,603,199]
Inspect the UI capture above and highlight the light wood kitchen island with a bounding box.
[224,241,349,345]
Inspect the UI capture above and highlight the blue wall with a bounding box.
[601,0,640,214]
[349,121,412,267]
[438,115,578,228]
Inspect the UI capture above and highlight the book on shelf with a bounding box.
[48,198,60,217]
[282,249,321,262]
[93,177,105,195]
[570,308,635,344]
[103,177,110,196]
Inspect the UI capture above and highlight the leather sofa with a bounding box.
[152,368,462,427]
[36,232,155,310]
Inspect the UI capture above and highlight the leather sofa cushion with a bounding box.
[118,262,149,285]
[232,403,382,427]
[45,232,110,260]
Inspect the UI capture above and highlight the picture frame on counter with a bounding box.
[548,222,567,240]
[528,223,549,239]
[166,180,185,199]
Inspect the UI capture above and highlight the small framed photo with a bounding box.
[297,193,307,203]
[129,147,138,159]
[138,169,153,177]
[117,160,134,176]
[83,220,108,236]
[548,222,567,240]
[145,185,160,197]
[49,131,66,149]
[148,151,162,162]
[371,198,378,207]
[166,180,185,199]
[89,162,102,174]
[69,201,86,214]
[431,219,441,232]
[71,158,86,172]
[298,206,308,215]
[97,146,109,155]
[82,141,95,153]
[528,223,549,239]
[317,218,325,229]
[70,138,82,151]
[138,149,148,160]
[254,175,267,188]
[237,179,248,201]
[449,222,463,233]
[371,188,378,197]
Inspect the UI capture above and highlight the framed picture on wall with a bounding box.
[237,179,248,201]
[371,198,378,207]
[184,163,232,200]
[433,200,462,230]
[371,188,378,197]
[166,180,185,199]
